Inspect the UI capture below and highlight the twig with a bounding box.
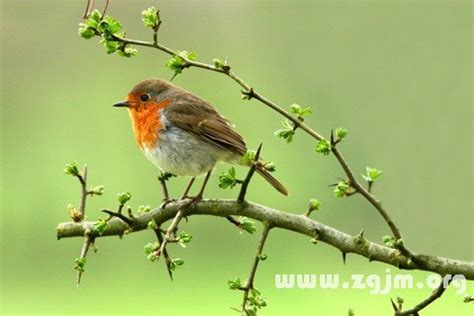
[101,0,110,17]
[155,209,185,259]
[76,236,94,285]
[78,165,88,217]
[237,143,263,202]
[240,224,271,314]
[395,276,452,315]
[153,227,173,280]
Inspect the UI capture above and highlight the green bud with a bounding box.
[144,241,159,255]
[382,235,395,247]
[170,258,184,271]
[147,220,158,230]
[90,185,104,196]
[228,277,242,290]
[315,139,331,155]
[274,120,295,143]
[335,127,348,140]
[74,257,87,273]
[213,58,228,69]
[78,23,96,39]
[289,103,312,118]
[259,253,268,261]
[218,167,238,189]
[64,161,80,176]
[93,218,109,235]
[334,181,350,197]
[141,7,159,28]
[264,161,276,172]
[241,150,256,165]
[118,46,138,58]
[101,15,122,34]
[117,192,132,205]
[178,232,193,248]
[239,217,256,234]
[362,167,383,183]
[138,205,151,215]
[308,199,322,211]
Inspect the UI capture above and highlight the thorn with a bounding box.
[102,209,134,226]
[255,143,263,161]
[342,252,347,265]
[170,72,178,82]
[390,298,399,312]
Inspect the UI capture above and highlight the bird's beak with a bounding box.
[113,100,130,108]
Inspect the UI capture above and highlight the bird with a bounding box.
[113,79,288,202]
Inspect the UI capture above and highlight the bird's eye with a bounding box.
[140,94,150,102]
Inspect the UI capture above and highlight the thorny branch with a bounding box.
[240,224,271,315]
[57,199,474,280]
[393,276,452,315]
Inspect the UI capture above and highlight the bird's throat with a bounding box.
[128,100,171,149]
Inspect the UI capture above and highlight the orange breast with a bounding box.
[128,99,172,148]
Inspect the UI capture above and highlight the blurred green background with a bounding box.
[1,0,472,315]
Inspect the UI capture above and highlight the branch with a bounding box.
[57,199,474,280]
[394,276,452,315]
[240,224,271,315]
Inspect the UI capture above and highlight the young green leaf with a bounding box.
[117,46,138,58]
[147,220,158,230]
[137,205,151,215]
[165,50,196,75]
[362,167,383,182]
[117,192,132,205]
[93,218,109,235]
[382,235,395,248]
[64,161,80,177]
[263,161,276,172]
[228,277,242,290]
[308,199,322,212]
[315,139,332,155]
[239,217,256,234]
[78,23,96,39]
[334,181,350,197]
[274,120,295,143]
[169,258,185,271]
[178,232,193,248]
[241,150,256,165]
[289,103,312,119]
[141,7,159,28]
[74,257,87,273]
[335,127,348,141]
[218,167,238,189]
[90,185,104,196]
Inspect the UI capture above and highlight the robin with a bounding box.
[113,79,288,202]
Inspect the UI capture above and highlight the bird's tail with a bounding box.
[255,164,289,196]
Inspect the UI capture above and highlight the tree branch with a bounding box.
[395,276,452,315]
[57,199,474,280]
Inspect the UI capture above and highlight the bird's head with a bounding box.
[113,79,172,112]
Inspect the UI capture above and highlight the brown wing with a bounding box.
[163,92,247,156]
